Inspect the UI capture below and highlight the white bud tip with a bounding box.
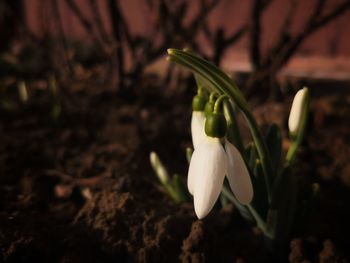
[149,151,169,184]
[150,151,158,166]
[18,81,28,102]
[288,87,308,134]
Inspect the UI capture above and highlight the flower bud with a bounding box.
[288,87,309,135]
[205,112,227,138]
[192,94,207,112]
[18,81,29,103]
[204,101,214,117]
[150,151,169,185]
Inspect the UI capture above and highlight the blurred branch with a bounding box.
[275,0,350,70]
[65,0,103,47]
[51,0,73,76]
[262,0,299,68]
[246,0,350,99]
[189,0,220,35]
[211,26,247,66]
[107,0,125,89]
[209,0,272,66]
[88,0,110,44]
[250,0,262,70]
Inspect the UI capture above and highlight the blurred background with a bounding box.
[0,1,350,262]
[1,0,350,98]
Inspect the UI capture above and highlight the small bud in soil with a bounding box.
[150,151,169,185]
[18,80,29,103]
[312,183,320,196]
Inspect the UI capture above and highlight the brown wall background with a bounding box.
[24,0,350,57]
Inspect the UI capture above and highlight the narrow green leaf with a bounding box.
[251,160,269,219]
[186,147,193,164]
[265,124,282,176]
[247,143,257,170]
[220,192,230,207]
[172,174,190,202]
[267,165,297,241]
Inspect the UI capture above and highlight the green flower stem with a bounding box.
[209,92,217,103]
[222,185,268,232]
[247,204,269,234]
[197,86,204,95]
[221,185,254,222]
[213,95,228,113]
[167,49,273,200]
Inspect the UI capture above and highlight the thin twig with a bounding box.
[64,0,102,47]
[250,0,262,70]
[276,0,350,69]
[51,0,73,76]
[262,0,299,67]
[88,0,110,44]
[108,0,125,88]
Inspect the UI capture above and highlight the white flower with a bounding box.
[288,87,308,134]
[188,137,253,219]
[191,111,206,149]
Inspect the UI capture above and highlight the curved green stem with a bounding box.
[209,92,217,103]
[214,95,228,113]
[197,86,204,96]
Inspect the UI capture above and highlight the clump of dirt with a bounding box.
[289,238,345,263]
[181,221,211,262]
[74,188,193,262]
[0,76,350,262]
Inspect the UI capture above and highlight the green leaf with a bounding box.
[266,165,297,241]
[186,147,193,164]
[172,174,190,203]
[251,160,269,219]
[220,192,230,207]
[265,124,282,177]
[150,152,189,203]
[247,142,257,171]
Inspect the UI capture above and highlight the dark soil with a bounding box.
[0,76,349,263]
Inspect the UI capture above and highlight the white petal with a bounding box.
[189,137,227,219]
[288,88,307,134]
[187,155,196,195]
[191,111,206,149]
[225,140,253,205]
